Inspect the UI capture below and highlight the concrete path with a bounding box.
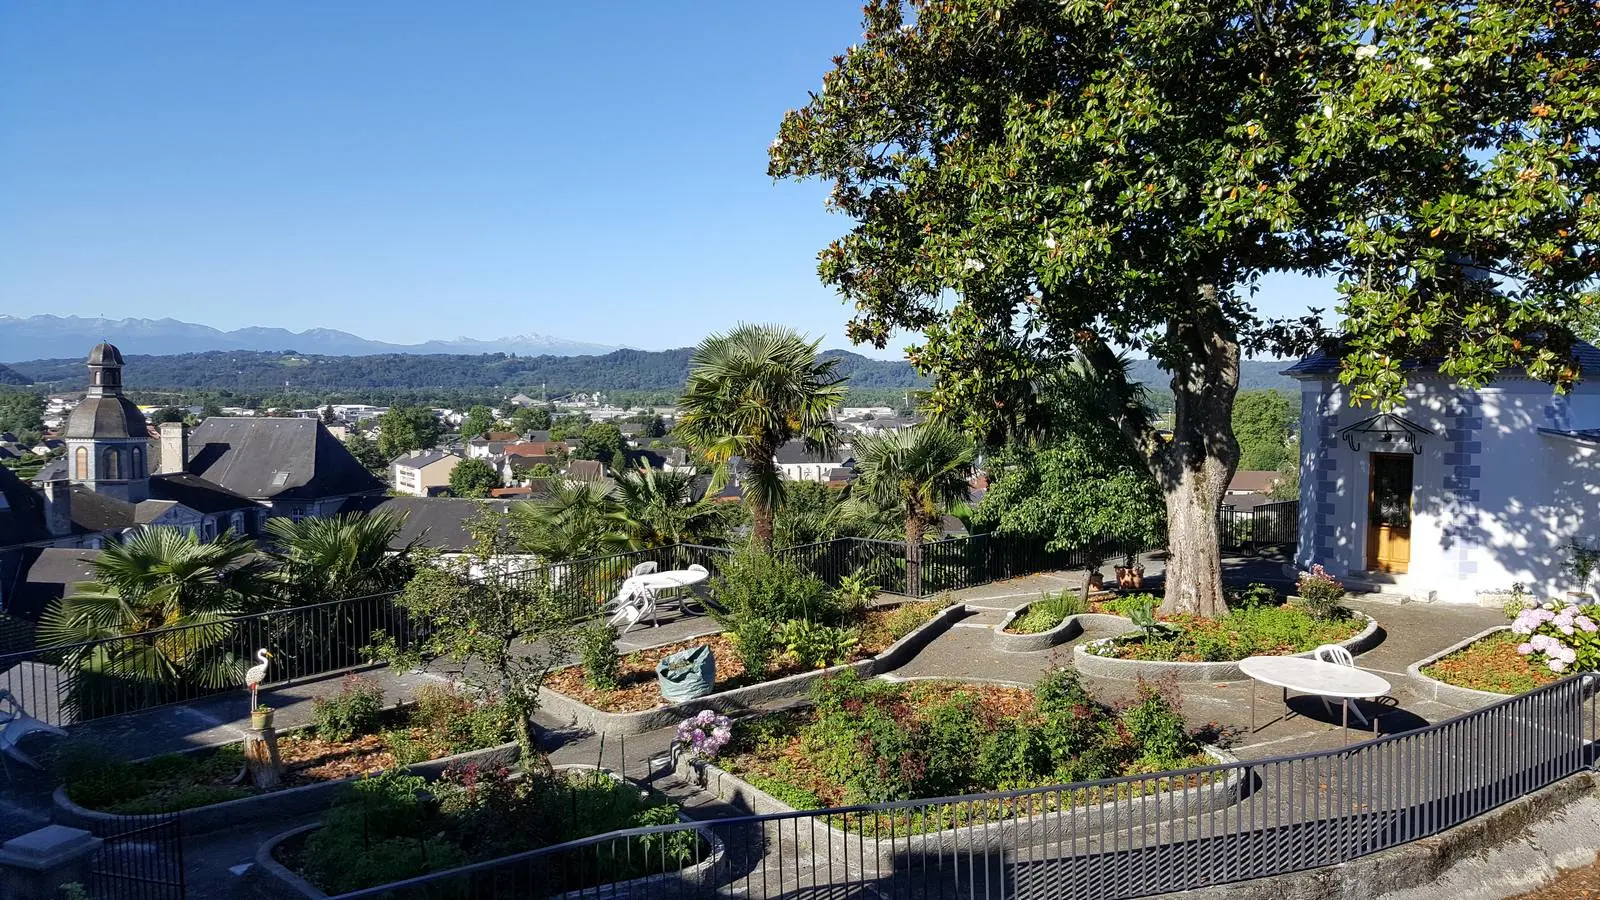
[0,558,1529,898]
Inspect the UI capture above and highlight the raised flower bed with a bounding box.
[1411,603,1600,706]
[256,764,722,898]
[54,679,520,835]
[675,670,1239,875]
[540,600,966,735]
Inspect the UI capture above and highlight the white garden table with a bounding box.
[1239,655,1391,743]
[608,568,713,635]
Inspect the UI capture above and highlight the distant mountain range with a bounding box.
[0,315,620,362]
[9,344,1299,398]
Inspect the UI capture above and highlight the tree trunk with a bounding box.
[750,500,774,553]
[905,511,924,599]
[747,456,777,553]
[1144,287,1242,619]
[243,728,282,789]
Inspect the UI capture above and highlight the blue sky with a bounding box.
[0,2,1336,357]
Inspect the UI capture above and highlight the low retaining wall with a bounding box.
[538,602,969,736]
[676,745,1242,878]
[993,607,1135,652]
[1406,626,1519,709]
[53,740,521,837]
[252,766,727,900]
[1073,613,1382,683]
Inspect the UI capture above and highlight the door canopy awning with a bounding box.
[1339,413,1432,454]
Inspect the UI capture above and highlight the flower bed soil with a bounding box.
[1421,630,1562,695]
[67,715,505,815]
[715,681,1212,817]
[547,606,928,713]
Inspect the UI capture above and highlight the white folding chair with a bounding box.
[1312,644,1369,726]
[0,689,67,772]
[608,589,659,636]
[630,561,659,578]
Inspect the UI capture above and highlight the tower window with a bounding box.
[74,447,88,480]
[131,446,145,479]
[103,448,122,480]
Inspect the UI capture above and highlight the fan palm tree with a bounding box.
[39,528,271,714]
[613,465,729,549]
[675,324,848,552]
[509,481,632,562]
[853,423,977,597]
[265,510,417,605]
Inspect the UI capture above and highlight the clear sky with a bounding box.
[0,2,1337,357]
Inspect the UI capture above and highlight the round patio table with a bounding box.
[1239,655,1391,743]
[610,568,713,633]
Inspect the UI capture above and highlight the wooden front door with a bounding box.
[1366,453,1414,573]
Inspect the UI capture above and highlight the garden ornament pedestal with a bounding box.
[245,726,283,789]
[0,825,103,900]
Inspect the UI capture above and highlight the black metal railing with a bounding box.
[1220,499,1300,553]
[329,673,1600,900]
[0,533,1112,726]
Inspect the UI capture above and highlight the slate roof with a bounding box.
[624,449,669,470]
[32,458,67,483]
[65,485,137,532]
[148,473,256,514]
[64,395,148,440]
[774,440,852,465]
[0,467,51,548]
[565,459,607,482]
[184,418,384,500]
[393,450,457,470]
[1284,339,1600,378]
[1228,470,1284,494]
[0,547,100,619]
[338,496,517,552]
[1537,427,1600,446]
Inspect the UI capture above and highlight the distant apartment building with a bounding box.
[774,440,855,483]
[391,449,463,497]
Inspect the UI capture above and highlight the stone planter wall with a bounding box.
[53,740,521,838]
[1073,613,1382,683]
[992,607,1136,652]
[1406,626,1518,709]
[252,766,726,900]
[539,602,969,736]
[675,745,1242,878]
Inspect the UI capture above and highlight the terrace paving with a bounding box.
[0,557,1528,898]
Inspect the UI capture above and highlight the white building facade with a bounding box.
[1289,346,1600,605]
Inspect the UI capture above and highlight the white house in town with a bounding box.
[1287,342,1600,605]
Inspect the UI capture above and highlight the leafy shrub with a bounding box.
[577,620,620,691]
[1501,583,1534,621]
[1093,604,1364,662]
[1294,564,1345,620]
[1509,603,1600,674]
[1119,680,1196,770]
[1227,582,1279,612]
[832,573,877,621]
[312,675,385,742]
[1007,590,1088,634]
[62,744,249,814]
[301,771,467,895]
[711,549,833,624]
[1099,593,1162,617]
[775,619,860,668]
[409,683,516,754]
[879,598,947,642]
[725,613,781,678]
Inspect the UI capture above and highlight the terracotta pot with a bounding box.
[251,708,274,730]
[1114,566,1131,588]
[1087,571,1105,591]
[1130,566,1145,589]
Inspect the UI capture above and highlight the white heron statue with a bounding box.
[245,648,272,708]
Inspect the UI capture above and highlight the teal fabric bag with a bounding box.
[657,644,716,702]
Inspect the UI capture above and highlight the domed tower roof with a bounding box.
[66,341,147,439]
[87,342,125,367]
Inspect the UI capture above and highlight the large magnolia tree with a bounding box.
[773,0,1599,616]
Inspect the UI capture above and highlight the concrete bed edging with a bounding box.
[1073,612,1382,683]
[252,764,728,900]
[1405,625,1521,709]
[676,743,1242,878]
[992,607,1133,652]
[538,601,969,737]
[53,739,521,837]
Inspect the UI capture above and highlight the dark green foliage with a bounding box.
[1232,391,1299,472]
[59,744,250,815]
[1227,583,1280,612]
[0,389,43,439]
[409,684,517,755]
[459,405,495,440]
[311,675,386,742]
[710,549,837,677]
[575,422,625,470]
[375,405,443,459]
[343,430,388,475]
[300,771,467,895]
[447,458,501,498]
[577,621,620,691]
[798,669,1199,804]
[1006,590,1088,635]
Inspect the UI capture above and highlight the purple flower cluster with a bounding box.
[1511,604,1598,673]
[674,709,733,761]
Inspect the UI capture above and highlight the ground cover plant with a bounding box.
[716,669,1211,834]
[1087,591,1362,662]
[284,765,699,895]
[1004,590,1089,635]
[61,679,516,814]
[1421,630,1561,696]
[547,597,950,713]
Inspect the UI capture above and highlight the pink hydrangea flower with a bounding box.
[1517,643,1534,655]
